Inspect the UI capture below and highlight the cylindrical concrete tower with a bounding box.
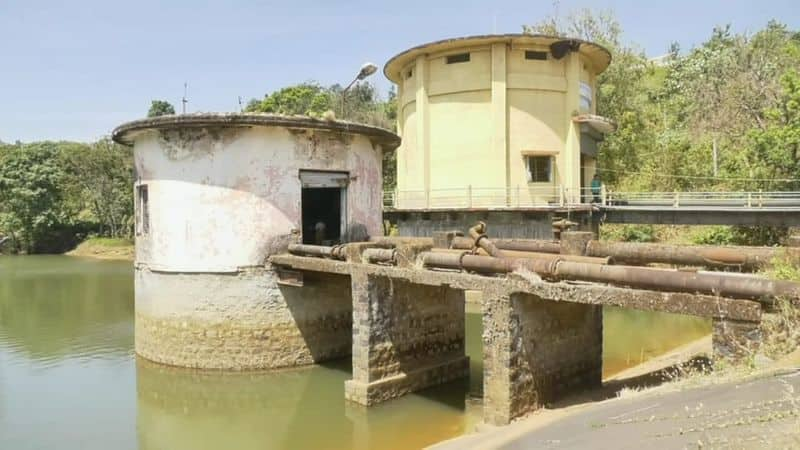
[384,34,613,207]
[113,113,399,369]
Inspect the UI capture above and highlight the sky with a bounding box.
[1,0,798,143]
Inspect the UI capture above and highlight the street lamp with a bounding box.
[341,62,378,117]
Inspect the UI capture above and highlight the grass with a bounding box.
[67,236,134,260]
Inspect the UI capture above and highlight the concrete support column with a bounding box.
[560,231,595,255]
[415,55,430,199]
[482,289,603,425]
[563,52,582,204]
[345,269,468,405]
[712,318,762,361]
[490,42,509,193]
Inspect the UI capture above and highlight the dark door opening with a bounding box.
[301,187,342,245]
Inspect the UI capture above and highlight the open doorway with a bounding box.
[299,171,348,245]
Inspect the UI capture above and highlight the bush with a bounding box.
[692,226,736,245]
[602,225,656,242]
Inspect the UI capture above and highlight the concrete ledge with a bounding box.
[344,355,469,405]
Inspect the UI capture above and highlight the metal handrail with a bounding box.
[383,186,800,210]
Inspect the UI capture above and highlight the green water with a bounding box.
[0,256,709,450]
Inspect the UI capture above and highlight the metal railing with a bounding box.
[383,186,800,210]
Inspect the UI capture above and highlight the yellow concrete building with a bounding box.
[384,34,614,209]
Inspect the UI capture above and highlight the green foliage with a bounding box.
[0,139,133,254]
[691,226,736,245]
[245,82,333,117]
[691,225,787,246]
[0,142,70,253]
[147,100,176,117]
[765,250,800,281]
[60,138,134,238]
[602,225,656,242]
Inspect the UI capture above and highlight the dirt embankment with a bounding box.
[66,238,134,261]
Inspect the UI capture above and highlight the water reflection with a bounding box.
[0,255,133,363]
[136,357,478,450]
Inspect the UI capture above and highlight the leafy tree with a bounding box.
[147,100,176,117]
[245,83,333,117]
[60,138,134,238]
[0,143,68,253]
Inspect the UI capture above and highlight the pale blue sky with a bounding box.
[1,0,797,142]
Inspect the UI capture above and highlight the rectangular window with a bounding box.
[136,184,149,235]
[525,50,548,60]
[446,53,470,64]
[525,156,552,183]
[579,81,593,112]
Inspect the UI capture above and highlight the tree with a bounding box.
[245,83,333,116]
[0,143,68,253]
[60,138,134,238]
[147,100,176,117]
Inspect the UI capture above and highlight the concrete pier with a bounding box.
[345,269,468,405]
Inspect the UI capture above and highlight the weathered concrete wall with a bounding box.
[389,210,556,239]
[116,115,397,370]
[134,125,385,272]
[483,291,603,425]
[135,267,352,369]
[345,270,469,405]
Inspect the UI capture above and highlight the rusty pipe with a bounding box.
[287,244,346,260]
[451,236,561,254]
[585,241,782,270]
[554,262,799,302]
[469,248,611,265]
[468,222,506,258]
[362,248,397,264]
[422,252,800,302]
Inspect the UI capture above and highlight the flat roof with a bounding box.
[384,33,612,83]
[112,113,401,149]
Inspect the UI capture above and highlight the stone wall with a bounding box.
[135,266,352,369]
[483,290,603,425]
[345,269,469,405]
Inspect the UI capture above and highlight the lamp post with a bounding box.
[341,62,378,118]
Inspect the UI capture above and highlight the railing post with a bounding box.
[673,191,680,208]
[601,184,607,206]
[559,185,565,207]
[467,185,472,209]
[425,188,430,209]
[516,185,521,208]
[758,190,763,208]
[746,192,752,208]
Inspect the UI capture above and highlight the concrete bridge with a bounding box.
[384,189,800,228]
[270,232,777,425]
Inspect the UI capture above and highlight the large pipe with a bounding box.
[287,244,346,260]
[421,252,800,302]
[451,237,561,254]
[432,247,611,265]
[585,241,785,270]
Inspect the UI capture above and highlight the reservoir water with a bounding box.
[0,256,710,449]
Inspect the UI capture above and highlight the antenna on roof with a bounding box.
[182,82,188,114]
